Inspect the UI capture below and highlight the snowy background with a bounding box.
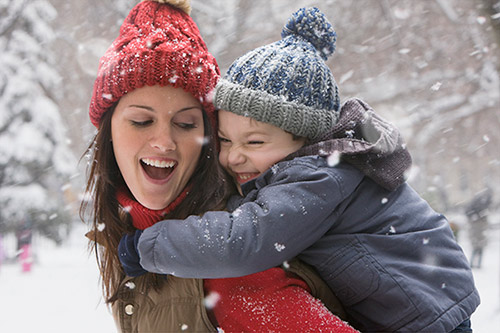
[1,0,500,332]
[0,219,499,332]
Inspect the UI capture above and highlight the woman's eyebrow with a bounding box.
[177,106,203,113]
[128,104,155,112]
[127,105,201,113]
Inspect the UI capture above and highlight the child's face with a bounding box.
[218,110,305,187]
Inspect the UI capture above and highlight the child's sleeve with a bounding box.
[137,160,358,278]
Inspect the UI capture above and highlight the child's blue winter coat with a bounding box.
[139,156,479,332]
[137,99,479,332]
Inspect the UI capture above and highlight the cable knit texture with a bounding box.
[214,7,339,140]
[89,0,219,127]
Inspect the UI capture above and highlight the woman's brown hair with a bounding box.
[80,105,235,302]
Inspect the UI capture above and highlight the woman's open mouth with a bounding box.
[141,158,176,182]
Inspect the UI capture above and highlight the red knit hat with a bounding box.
[89,0,220,127]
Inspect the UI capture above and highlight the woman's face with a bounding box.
[111,85,205,210]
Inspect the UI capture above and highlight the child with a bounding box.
[120,7,479,332]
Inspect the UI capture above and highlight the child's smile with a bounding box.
[234,172,260,184]
[217,110,306,187]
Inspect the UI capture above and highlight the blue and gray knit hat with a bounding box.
[213,7,339,140]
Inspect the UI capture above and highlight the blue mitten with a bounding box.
[118,229,147,277]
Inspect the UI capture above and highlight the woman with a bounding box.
[82,1,352,331]
[82,1,229,330]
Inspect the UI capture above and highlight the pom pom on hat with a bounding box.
[145,0,191,15]
[89,0,219,128]
[214,7,340,140]
[282,7,336,61]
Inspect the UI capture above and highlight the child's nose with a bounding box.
[227,146,245,166]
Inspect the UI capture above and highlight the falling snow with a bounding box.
[1,0,499,331]
[274,243,286,252]
[232,208,242,217]
[431,82,442,91]
[0,222,495,332]
[125,281,136,289]
[327,151,341,167]
[204,291,221,309]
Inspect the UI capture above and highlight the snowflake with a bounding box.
[169,75,179,83]
[196,136,210,146]
[431,82,442,91]
[121,205,132,213]
[124,281,136,290]
[345,129,355,138]
[270,164,280,174]
[232,208,242,217]
[327,151,341,167]
[204,291,220,309]
[274,243,286,252]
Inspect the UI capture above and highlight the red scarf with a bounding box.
[116,187,189,230]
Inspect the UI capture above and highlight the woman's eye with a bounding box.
[248,140,264,145]
[176,122,197,129]
[131,120,153,127]
[218,137,231,143]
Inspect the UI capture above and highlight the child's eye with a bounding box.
[248,140,264,145]
[131,120,153,127]
[218,137,231,144]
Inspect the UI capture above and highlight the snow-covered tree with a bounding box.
[0,0,76,243]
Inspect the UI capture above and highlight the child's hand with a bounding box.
[118,230,147,277]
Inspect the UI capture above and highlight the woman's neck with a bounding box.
[116,188,188,230]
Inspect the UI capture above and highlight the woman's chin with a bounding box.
[135,191,173,211]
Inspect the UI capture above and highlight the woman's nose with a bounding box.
[150,125,176,152]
